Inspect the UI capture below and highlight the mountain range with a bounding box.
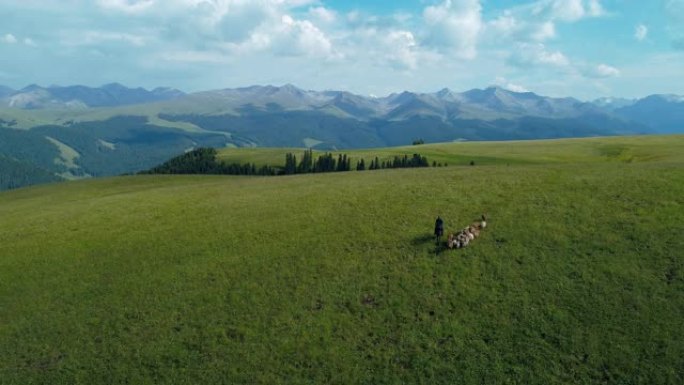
[0,83,184,109]
[1,83,682,190]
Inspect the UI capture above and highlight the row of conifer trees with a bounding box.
[142,148,435,176]
[282,149,431,175]
[140,148,278,176]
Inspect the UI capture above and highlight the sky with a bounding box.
[0,0,683,99]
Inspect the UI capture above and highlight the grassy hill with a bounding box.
[1,136,683,384]
[217,134,684,167]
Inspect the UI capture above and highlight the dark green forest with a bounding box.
[0,155,62,190]
[143,148,432,176]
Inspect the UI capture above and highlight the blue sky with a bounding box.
[0,0,682,99]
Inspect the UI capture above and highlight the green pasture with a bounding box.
[1,135,683,384]
[217,134,684,167]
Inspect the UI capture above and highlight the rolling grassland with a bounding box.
[216,135,684,167]
[1,136,683,384]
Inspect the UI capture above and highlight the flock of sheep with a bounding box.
[446,214,487,249]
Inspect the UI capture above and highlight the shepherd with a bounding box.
[434,216,444,243]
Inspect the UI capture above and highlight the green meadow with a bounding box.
[1,135,683,384]
[216,134,684,167]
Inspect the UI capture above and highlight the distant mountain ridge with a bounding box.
[1,83,184,109]
[615,94,684,134]
[1,82,681,126]
[1,82,682,130]
[156,84,679,135]
[1,82,682,190]
[179,84,603,121]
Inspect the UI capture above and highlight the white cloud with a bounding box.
[549,0,585,21]
[2,33,17,44]
[586,0,604,17]
[382,30,419,70]
[510,43,570,67]
[585,63,620,78]
[532,21,556,41]
[423,0,482,59]
[94,0,324,49]
[61,30,147,47]
[212,3,275,43]
[224,31,271,54]
[309,6,336,24]
[273,14,333,58]
[538,50,569,66]
[97,0,155,14]
[220,13,335,59]
[2,33,36,46]
[345,10,361,24]
[494,76,529,92]
[509,43,620,82]
[634,24,648,42]
[534,0,605,22]
[488,14,556,43]
[488,12,517,35]
[596,64,620,77]
[344,27,416,71]
[281,0,318,7]
[393,12,413,23]
[159,50,229,63]
[484,0,604,50]
[93,0,338,60]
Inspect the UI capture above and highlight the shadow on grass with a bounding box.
[411,233,436,246]
[434,241,450,255]
[412,233,449,256]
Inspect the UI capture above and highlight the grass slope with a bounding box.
[1,136,683,384]
[217,134,684,167]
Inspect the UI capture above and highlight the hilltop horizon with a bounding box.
[2,81,682,102]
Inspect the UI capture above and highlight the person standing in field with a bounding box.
[434,216,444,242]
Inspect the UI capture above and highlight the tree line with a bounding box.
[280,149,433,175]
[142,147,437,176]
[140,148,278,176]
[283,149,354,174]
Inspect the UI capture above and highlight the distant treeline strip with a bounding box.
[141,148,435,176]
[140,148,278,176]
[283,149,431,174]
